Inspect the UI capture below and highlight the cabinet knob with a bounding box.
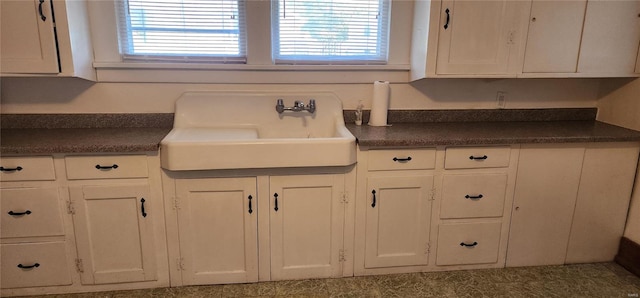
[531,17,537,22]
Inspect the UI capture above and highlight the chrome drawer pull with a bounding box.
[17,263,40,269]
[465,194,484,200]
[0,166,23,172]
[95,164,119,170]
[469,155,488,160]
[8,210,32,216]
[460,241,478,247]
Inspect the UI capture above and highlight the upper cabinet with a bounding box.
[0,0,95,80]
[411,0,640,79]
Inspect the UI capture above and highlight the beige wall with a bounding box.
[597,78,640,243]
[0,77,601,114]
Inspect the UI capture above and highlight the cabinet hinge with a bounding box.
[177,257,185,271]
[67,200,75,214]
[430,188,437,201]
[507,30,516,45]
[75,259,84,273]
[341,192,349,204]
[425,243,431,255]
[339,249,347,262]
[173,197,181,210]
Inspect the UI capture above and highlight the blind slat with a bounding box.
[116,0,247,62]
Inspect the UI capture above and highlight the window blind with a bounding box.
[272,0,391,64]
[116,0,246,63]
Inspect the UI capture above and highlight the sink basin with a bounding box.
[161,92,356,170]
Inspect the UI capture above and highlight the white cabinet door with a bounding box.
[269,174,345,280]
[566,143,640,263]
[506,145,584,267]
[0,0,58,73]
[364,175,433,268]
[578,0,640,74]
[522,0,586,73]
[436,0,527,75]
[175,177,258,285]
[70,184,157,284]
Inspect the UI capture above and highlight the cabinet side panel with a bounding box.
[566,143,640,263]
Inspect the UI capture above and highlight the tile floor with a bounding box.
[24,263,640,298]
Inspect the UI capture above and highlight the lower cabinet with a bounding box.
[171,172,347,285]
[507,142,640,267]
[175,177,258,285]
[364,175,433,268]
[70,184,158,284]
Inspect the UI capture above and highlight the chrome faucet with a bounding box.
[276,99,316,114]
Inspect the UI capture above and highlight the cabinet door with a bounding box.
[70,184,157,284]
[522,0,586,73]
[0,0,58,73]
[175,177,258,285]
[436,0,526,75]
[566,143,640,263]
[578,0,640,74]
[364,175,433,268]
[270,174,345,280]
[506,145,584,267]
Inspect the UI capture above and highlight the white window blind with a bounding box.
[115,0,246,63]
[272,0,390,64]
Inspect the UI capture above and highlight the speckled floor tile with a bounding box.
[375,273,455,298]
[325,277,380,298]
[222,282,276,297]
[604,262,640,288]
[421,269,474,283]
[274,279,329,297]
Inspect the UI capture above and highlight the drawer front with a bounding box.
[436,222,502,266]
[1,188,64,238]
[1,242,72,289]
[0,156,55,181]
[368,148,436,171]
[65,155,148,180]
[440,174,508,219]
[445,146,511,169]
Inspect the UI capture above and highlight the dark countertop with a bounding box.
[347,121,640,147]
[0,127,172,154]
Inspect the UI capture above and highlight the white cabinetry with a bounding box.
[507,142,640,267]
[0,0,95,80]
[175,177,258,285]
[167,171,348,285]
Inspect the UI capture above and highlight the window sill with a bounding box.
[92,62,411,83]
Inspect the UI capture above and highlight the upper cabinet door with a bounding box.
[436,0,528,75]
[0,0,58,74]
[522,0,587,73]
[578,0,640,74]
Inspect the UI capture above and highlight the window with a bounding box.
[271,0,391,64]
[115,0,246,63]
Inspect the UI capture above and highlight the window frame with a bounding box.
[87,0,412,83]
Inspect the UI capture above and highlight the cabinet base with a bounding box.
[614,237,640,277]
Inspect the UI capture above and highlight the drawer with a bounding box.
[445,146,511,169]
[65,155,148,180]
[440,174,508,219]
[0,156,55,181]
[368,148,436,171]
[436,222,502,266]
[1,188,64,238]
[1,242,72,289]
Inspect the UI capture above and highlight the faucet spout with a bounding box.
[276,99,316,114]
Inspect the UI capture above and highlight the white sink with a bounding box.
[161,92,356,170]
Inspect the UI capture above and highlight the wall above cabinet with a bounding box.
[0,0,95,80]
[411,0,640,80]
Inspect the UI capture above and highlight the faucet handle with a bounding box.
[308,99,316,113]
[276,99,285,113]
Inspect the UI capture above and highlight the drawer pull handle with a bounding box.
[8,210,32,216]
[393,157,412,162]
[469,155,488,160]
[444,8,450,30]
[248,195,253,214]
[140,198,147,217]
[460,241,478,247]
[38,0,46,21]
[465,194,484,200]
[371,190,377,208]
[0,166,23,172]
[274,193,279,212]
[95,164,119,170]
[17,263,40,269]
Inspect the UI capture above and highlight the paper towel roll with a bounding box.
[369,81,390,126]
